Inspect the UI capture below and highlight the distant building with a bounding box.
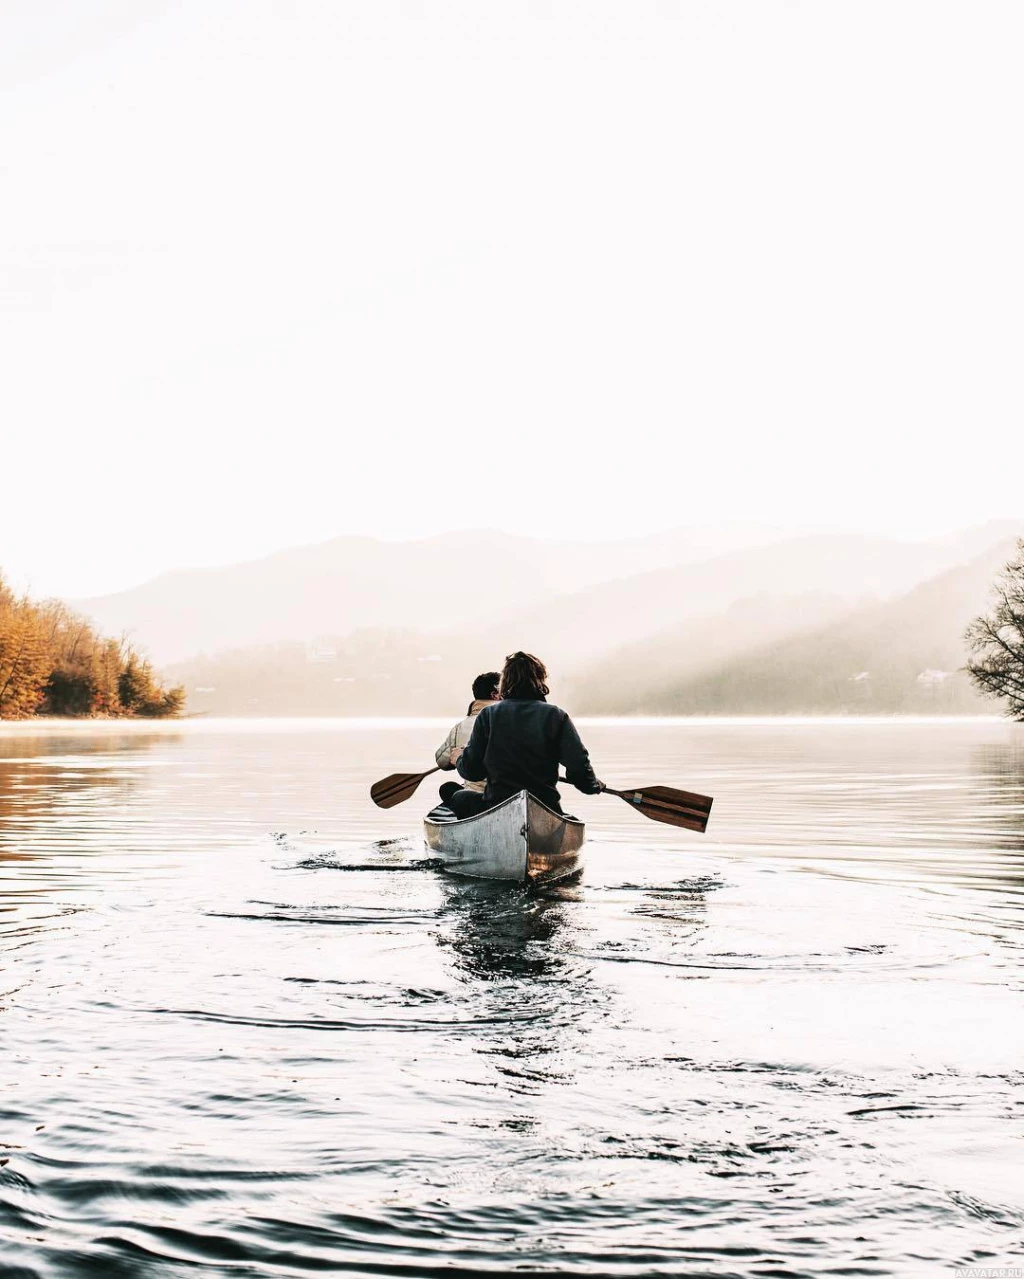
[916,669,952,685]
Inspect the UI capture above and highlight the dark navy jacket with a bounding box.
[456,694,600,810]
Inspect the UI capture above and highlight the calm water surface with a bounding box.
[1,717,1023,1277]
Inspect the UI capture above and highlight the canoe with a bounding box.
[423,790,585,885]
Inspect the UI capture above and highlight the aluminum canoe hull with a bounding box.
[423,790,585,885]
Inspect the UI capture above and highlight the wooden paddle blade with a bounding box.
[609,784,714,833]
[370,771,431,809]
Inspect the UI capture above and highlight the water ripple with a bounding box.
[2,718,1024,1276]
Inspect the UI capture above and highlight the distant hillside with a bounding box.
[566,591,853,714]
[76,524,790,665]
[167,536,1021,717]
[161,525,1022,717]
[166,598,846,718]
[637,539,1019,715]
[480,527,1019,665]
[167,628,490,717]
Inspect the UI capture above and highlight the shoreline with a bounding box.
[0,712,1013,735]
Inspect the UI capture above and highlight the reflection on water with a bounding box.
[0,730,174,947]
[438,878,574,980]
[1,716,1023,1276]
[973,739,1024,849]
[436,880,601,1100]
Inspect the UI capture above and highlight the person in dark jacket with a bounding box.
[442,651,604,819]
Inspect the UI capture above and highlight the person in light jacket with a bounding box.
[436,671,500,808]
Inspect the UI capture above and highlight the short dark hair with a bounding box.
[472,671,500,701]
[499,651,549,700]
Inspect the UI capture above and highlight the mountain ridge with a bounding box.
[76,521,1020,668]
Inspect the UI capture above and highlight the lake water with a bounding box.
[1,717,1023,1277]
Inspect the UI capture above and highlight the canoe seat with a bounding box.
[425,804,459,824]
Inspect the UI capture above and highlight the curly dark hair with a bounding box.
[499,651,549,700]
[471,671,500,702]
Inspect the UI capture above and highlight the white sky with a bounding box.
[1,1,1022,599]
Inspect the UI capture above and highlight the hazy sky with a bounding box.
[2,1,1022,599]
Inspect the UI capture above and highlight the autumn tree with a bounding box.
[965,538,1024,720]
[118,652,186,717]
[0,571,185,719]
[0,590,51,716]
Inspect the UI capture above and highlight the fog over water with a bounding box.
[2,717,1023,1276]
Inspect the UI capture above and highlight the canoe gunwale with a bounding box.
[423,789,585,884]
[423,789,583,833]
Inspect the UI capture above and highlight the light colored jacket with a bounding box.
[435,699,498,793]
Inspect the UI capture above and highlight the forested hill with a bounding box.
[164,537,1019,717]
[0,574,183,719]
[625,540,1017,716]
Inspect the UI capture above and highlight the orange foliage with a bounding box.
[0,574,184,719]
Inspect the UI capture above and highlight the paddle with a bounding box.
[562,779,714,833]
[371,765,714,832]
[370,766,441,809]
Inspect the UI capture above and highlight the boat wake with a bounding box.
[293,855,444,872]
